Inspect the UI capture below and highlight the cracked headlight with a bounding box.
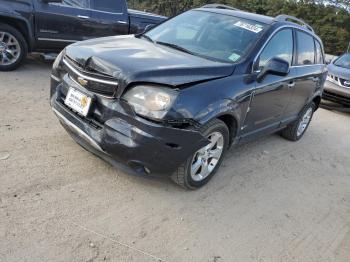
[123,85,178,119]
[52,49,65,77]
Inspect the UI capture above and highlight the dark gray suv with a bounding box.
[51,4,327,189]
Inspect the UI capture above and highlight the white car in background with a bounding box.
[323,53,350,106]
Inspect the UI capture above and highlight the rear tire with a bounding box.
[171,119,230,190]
[281,102,316,141]
[0,23,28,71]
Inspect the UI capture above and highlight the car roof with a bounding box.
[195,7,318,37]
[195,7,276,25]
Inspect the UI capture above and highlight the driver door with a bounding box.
[241,28,296,139]
[34,0,94,50]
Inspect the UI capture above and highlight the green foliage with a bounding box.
[127,0,350,55]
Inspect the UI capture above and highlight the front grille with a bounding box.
[340,78,350,88]
[328,74,350,89]
[63,56,118,97]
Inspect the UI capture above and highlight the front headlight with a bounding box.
[52,49,65,72]
[123,85,178,119]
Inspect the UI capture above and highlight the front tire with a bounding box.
[0,23,28,71]
[171,119,229,190]
[281,102,316,141]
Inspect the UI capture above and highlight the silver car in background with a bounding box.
[323,53,350,106]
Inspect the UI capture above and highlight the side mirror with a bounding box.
[257,57,290,83]
[42,0,62,3]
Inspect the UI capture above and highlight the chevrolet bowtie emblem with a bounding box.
[78,77,88,86]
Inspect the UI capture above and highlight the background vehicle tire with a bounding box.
[171,119,230,190]
[0,23,28,71]
[281,102,316,141]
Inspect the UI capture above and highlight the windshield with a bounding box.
[334,53,350,69]
[145,10,266,63]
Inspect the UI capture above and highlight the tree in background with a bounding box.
[127,0,350,55]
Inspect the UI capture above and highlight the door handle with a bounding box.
[117,20,128,24]
[77,15,90,19]
[287,82,296,88]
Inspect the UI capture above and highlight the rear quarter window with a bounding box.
[296,31,315,65]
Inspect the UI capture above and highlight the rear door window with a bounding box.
[92,0,124,13]
[258,29,294,69]
[314,40,324,64]
[61,0,90,8]
[296,31,315,65]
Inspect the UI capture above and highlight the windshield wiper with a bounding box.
[156,41,194,55]
[135,33,154,43]
[141,34,154,43]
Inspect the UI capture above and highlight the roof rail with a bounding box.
[275,15,314,33]
[201,4,239,11]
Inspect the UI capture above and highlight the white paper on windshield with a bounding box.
[228,53,241,62]
[234,21,263,33]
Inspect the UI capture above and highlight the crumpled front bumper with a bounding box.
[50,76,208,176]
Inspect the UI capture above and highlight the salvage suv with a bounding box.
[50,4,327,189]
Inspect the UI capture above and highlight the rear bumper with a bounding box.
[50,78,208,176]
[323,80,350,105]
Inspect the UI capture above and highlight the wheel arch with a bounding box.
[194,98,242,147]
[217,114,239,146]
[0,14,34,51]
[312,95,322,111]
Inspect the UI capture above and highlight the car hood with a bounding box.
[65,35,235,89]
[327,63,350,80]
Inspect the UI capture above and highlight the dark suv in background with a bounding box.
[0,0,166,71]
[50,4,327,189]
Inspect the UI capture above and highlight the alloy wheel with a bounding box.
[297,107,313,137]
[0,31,21,66]
[190,132,224,182]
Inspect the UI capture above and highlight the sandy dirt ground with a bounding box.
[1,57,350,262]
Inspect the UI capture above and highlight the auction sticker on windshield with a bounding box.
[234,21,263,33]
[65,87,92,117]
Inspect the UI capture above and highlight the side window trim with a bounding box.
[292,28,297,66]
[320,41,325,64]
[313,38,318,64]
[314,38,325,64]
